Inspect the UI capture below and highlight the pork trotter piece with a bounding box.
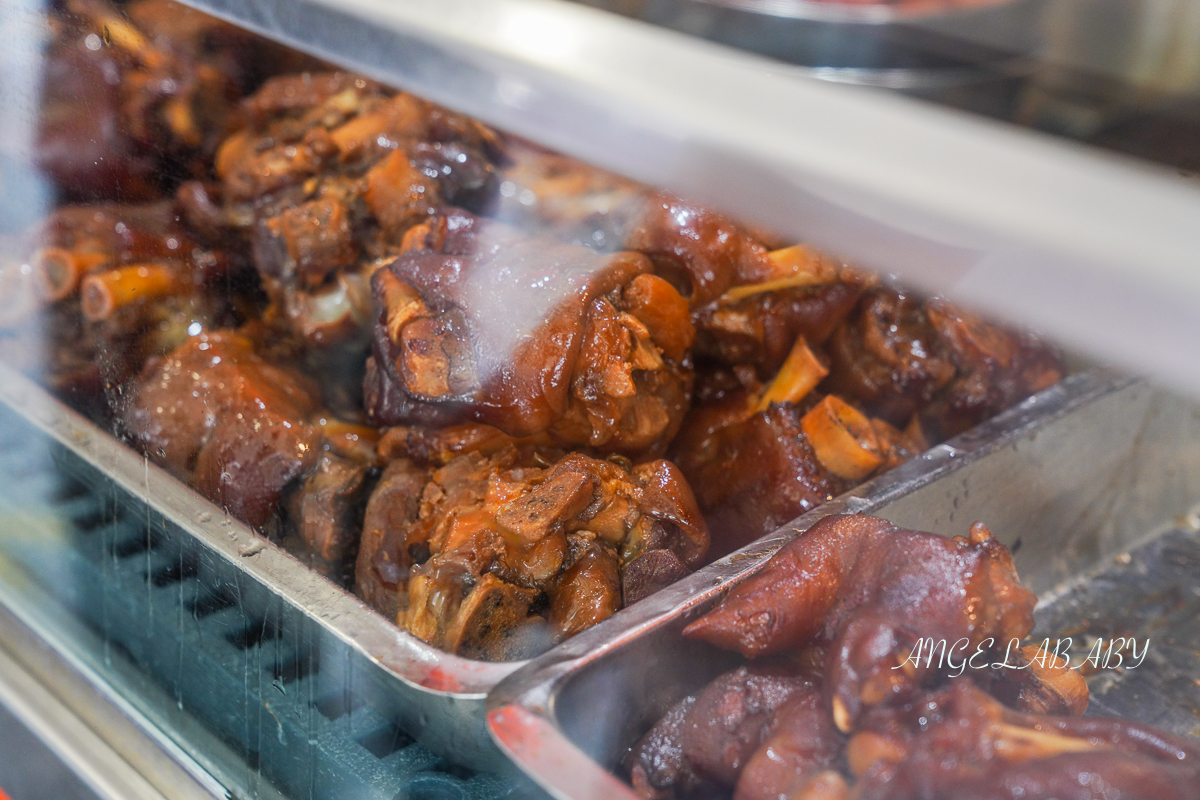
[123,330,372,561]
[355,442,708,659]
[671,394,849,560]
[364,215,695,458]
[685,515,1036,731]
[627,662,823,800]
[826,289,1064,439]
[852,680,1200,800]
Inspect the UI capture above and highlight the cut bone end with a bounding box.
[801,395,884,481]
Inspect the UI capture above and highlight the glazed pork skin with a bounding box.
[852,680,1200,800]
[364,216,695,458]
[826,289,1064,439]
[122,331,322,526]
[685,515,1036,730]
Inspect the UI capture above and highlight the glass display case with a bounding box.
[1,2,1199,799]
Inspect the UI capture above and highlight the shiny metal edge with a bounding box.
[0,362,521,701]
[173,0,1200,400]
[485,370,1129,800]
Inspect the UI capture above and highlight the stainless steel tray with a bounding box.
[0,362,519,770]
[487,371,1200,799]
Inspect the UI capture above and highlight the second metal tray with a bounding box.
[487,371,1200,799]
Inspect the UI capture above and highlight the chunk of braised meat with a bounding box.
[825,289,1064,440]
[685,516,1036,731]
[673,396,848,560]
[683,664,820,789]
[628,662,820,800]
[628,516,1183,800]
[671,350,925,557]
[354,436,708,659]
[691,279,862,378]
[353,457,429,621]
[34,0,263,202]
[364,213,695,458]
[123,331,320,523]
[121,331,374,559]
[217,72,498,217]
[734,686,844,800]
[284,450,371,562]
[490,150,866,374]
[628,695,710,800]
[851,680,1200,800]
[688,245,868,377]
[203,72,504,407]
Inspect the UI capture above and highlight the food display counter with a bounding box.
[0,1,1198,799]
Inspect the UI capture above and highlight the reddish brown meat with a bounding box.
[628,517,1165,800]
[733,689,843,800]
[624,193,778,307]
[672,396,848,559]
[122,330,375,553]
[202,71,504,414]
[681,664,817,788]
[825,289,1064,439]
[355,437,708,659]
[685,516,1036,730]
[628,695,709,800]
[626,663,822,800]
[364,215,695,458]
[852,681,1200,800]
[123,331,322,525]
[692,278,865,377]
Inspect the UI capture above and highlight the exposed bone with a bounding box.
[755,336,828,412]
[991,721,1105,760]
[801,395,884,481]
[719,245,839,303]
[400,221,434,253]
[377,270,429,343]
[80,263,178,321]
[442,573,538,659]
[493,468,595,543]
[33,247,106,302]
[832,696,852,733]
